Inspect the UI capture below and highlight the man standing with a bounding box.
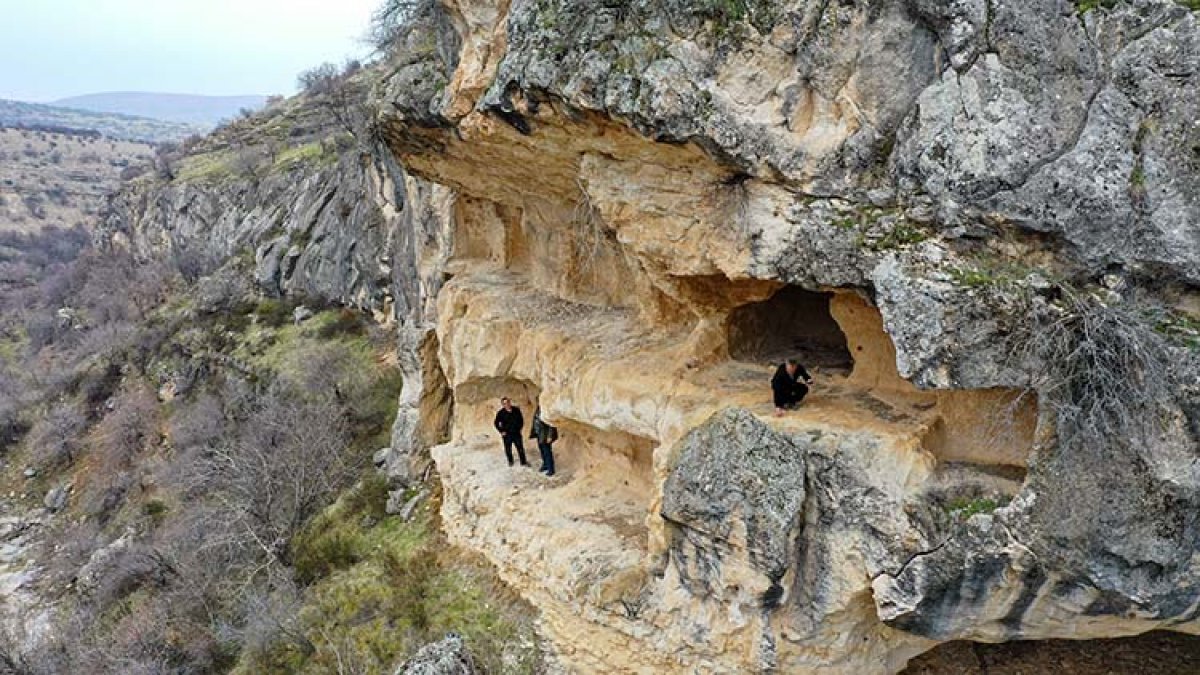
[772,359,813,416]
[530,407,559,477]
[494,397,528,467]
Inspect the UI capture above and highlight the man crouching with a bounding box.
[772,359,813,416]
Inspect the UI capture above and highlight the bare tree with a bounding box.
[229,144,270,182]
[297,63,340,97]
[1006,287,1183,449]
[26,399,87,467]
[367,0,426,51]
[79,381,161,521]
[151,143,177,181]
[297,62,373,145]
[198,393,355,577]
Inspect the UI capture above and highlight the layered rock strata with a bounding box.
[104,0,1200,672]
[373,0,1200,671]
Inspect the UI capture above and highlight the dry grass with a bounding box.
[0,127,153,233]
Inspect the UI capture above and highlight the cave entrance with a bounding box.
[727,286,853,371]
[451,376,541,442]
[448,376,656,553]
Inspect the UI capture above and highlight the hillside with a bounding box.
[0,89,545,673]
[0,127,153,234]
[54,92,269,128]
[0,99,203,143]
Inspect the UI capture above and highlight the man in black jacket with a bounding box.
[494,397,529,467]
[772,359,813,416]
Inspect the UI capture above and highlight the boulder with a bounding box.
[42,485,69,513]
[292,305,314,324]
[395,633,476,675]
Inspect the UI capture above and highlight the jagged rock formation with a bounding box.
[102,0,1200,672]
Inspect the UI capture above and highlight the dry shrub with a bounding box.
[197,392,356,579]
[78,381,161,522]
[167,392,225,452]
[1008,288,1184,449]
[25,398,87,468]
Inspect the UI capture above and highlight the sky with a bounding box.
[0,0,380,102]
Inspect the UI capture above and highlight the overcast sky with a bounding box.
[0,0,380,102]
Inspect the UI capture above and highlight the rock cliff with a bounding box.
[102,1,1200,672]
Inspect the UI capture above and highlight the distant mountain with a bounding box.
[0,99,203,144]
[54,92,268,128]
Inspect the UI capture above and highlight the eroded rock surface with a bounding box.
[372,0,1200,671]
[104,0,1200,672]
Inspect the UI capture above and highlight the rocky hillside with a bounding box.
[11,0,1199,673]
[0,87,543,670]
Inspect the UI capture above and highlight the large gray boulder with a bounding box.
[396,633,477,675]
[662,408,809,594]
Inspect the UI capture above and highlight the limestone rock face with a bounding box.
[369,0,1200,671]
[662,409,809,592]
[105,0,1200,672]
[101,147,403,312]
[102,142,455,483]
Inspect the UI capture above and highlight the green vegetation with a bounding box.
[1155,310,1200,350]
[0,237,537,672]
[946,496,1006,520]
[253,298,296,328]
[870,220,928,250]
[698,0,780,37]
[173,149,236,182]
[252,480,541,674]
[823,204,929,251]
[949,266,998,289]
[141,499,169,524]
[832,215,858,230]
[949,258,1047,289]
[273,141,339,170]
[947,236,1067,290]
[1130,166,1147,188]
[1075,0,1119,13]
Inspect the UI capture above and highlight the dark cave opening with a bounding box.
[727,286,853,371]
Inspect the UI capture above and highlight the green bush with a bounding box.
[351,371,404,442]
[142,499,169,519]
[254,298,294,328]
[343,472,391,522]
[293,529,362,585]
[292,475,391,584]
[315,308,365,339]
[946,497,1003,520]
